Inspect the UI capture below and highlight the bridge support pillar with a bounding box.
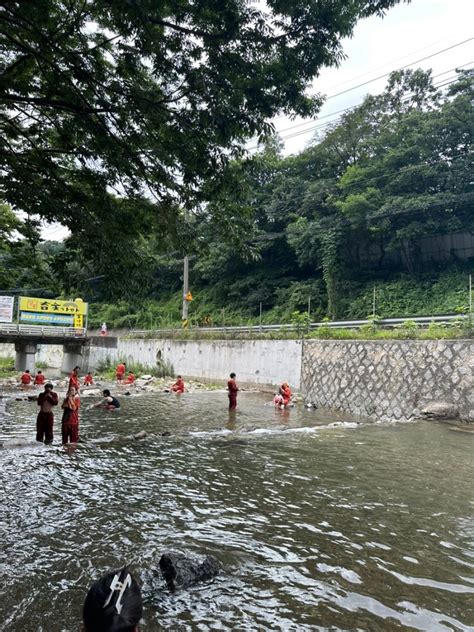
[14,342,38,372]
[61,342,84,374]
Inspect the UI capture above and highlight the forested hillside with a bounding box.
[1,69,472,329]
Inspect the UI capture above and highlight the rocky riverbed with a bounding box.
[0,373,229,400]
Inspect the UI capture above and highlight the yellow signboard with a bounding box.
[19,297,88,316]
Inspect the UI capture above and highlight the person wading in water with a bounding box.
[227,372,239,410]
[36,382,59,444]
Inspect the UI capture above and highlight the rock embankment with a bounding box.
[0,374,221,399]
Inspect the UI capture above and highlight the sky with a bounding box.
[41,0,474,240]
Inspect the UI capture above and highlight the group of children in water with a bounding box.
[29,363,188,446]
[228,373,293,410]
[34,366,122,446]
[22,368,293,630]
[22,364,292,447]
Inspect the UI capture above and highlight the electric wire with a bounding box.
[247,71,472,150]
[270,61,473,138]
[325,37,473,102]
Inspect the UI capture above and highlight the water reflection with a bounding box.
[0,390,473,631]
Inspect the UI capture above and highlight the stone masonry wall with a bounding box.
[301,339,473,422]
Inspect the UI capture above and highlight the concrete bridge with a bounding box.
[0,323,88,373]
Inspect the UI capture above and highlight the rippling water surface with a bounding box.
[0,389,473,631]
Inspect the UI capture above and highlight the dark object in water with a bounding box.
[159,552,220,591]
[160,431,171,437]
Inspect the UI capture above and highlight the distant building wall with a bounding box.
[359,231,474,268]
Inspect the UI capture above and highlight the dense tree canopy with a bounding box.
[1,0,405,250]
[1,5,472,325]
[191,69,474,320]
[2,69,472,323]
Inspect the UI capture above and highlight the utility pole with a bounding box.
[469,274,472,329]
[469,274,472,315]
[182,254,189,324]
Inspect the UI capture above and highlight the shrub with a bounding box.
[0,356,15,376]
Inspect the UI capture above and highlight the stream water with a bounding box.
[0,389,473,631]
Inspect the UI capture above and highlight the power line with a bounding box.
[325,37,473,102]
[42,223,70,238]
[269,34,472,124]
[0,288,54,294]
[367,191,474,222]
[240,192,474,245]
[247,43,473,152]
[277,73,464,143]
[270,72,470,143]
[248,71,471,150]
[271,61,473,138]
[322,36,460,93]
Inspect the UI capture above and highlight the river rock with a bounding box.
[133,430,147,440]
[82,388,102,396]
[159,552,220,592]
[420,402,459,419]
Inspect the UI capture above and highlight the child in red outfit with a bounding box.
[21,370,32,385]
[61,386,80,444]
[227,372,238,410]
[83,372,94,386]
[124,372,136,385]
[171,376,185,393]
[34,370,45,385]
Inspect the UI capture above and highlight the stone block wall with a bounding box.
[301,339,473,422]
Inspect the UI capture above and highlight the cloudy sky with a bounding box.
[262,0,474,156]
[42,0,473,240]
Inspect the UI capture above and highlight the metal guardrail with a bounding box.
[130,314,467,337]
[0,323,86,338]
[0,315,466,339]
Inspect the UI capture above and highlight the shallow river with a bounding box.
[0,390,473,631]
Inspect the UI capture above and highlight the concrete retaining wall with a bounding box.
[86,338,303,389]
[301,339,473,422]
[1,336,472,421]
[0,343,63,368]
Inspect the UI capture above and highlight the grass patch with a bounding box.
[0,356,15,376]
[125,319,473,341]
[93,357,175,380]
